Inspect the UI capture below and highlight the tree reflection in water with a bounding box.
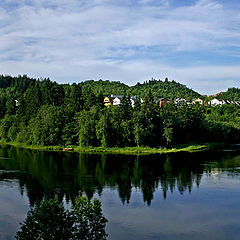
[0,144,238,206]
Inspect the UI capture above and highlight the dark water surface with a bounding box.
[1,145,240,240]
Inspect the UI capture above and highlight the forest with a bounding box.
[0,75,240,148]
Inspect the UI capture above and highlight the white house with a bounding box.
[113,97,122,105]
[175,98,187,106]
[110,95,143,107]
[130,98,135,107]
[208,98,226,106]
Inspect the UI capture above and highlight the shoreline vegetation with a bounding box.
[0,141,224,155]
[1,76,240,152]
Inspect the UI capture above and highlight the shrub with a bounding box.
[15,194,108,240]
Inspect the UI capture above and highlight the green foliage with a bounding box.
[15,194,108,240]
[77,106,100,147]
[15,199,74,240]
[118,95,132,120]
[62,120,79,146]
[0,75,240,148]
[120,120,133,146]
[80,79,129,96]
[217,88,240,101]
[163,120,173,146]
[132,112,143,146]
[0,115,17,141]
[96,112,112,147]
[73,195,108,240]
[129,78,200,99]
[77,78,200,100]
[6,96,17,115]
[66,83,83,114]
[28,105,64,146]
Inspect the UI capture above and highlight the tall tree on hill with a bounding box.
[61,84,83,146]
[22,82,42,121]
[52,83,65,106]
[83,88,100,111]
[28,105,64,146]
[141,90,158,146]
[0,92,6,119]
[177,104,205,142]
[67,83,83,114]
[132,110,145,146]
[41,79,52,105]
[142,90,156,121]
[96,111,113,147]
[6,96,17,115]
[162,119,173,146]
[77,106,100,147]
[133,97,141,112]
[119,95,132,120]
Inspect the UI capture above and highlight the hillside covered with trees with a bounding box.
[79,77,200,99]
[216,88,240,101]
[80,79,129,96]
[0,75,240,148]
[129,78,200,99]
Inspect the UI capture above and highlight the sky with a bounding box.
[0,0,240,94]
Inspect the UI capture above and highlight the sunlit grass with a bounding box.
[0,141,224,155]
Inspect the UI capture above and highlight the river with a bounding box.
[1,145,240,240]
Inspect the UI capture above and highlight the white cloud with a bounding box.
[0,0,239,93]
[1,58,239,95]
[139,0,169,6]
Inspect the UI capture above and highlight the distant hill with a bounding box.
[128,78,200,99]
[0,74,35,93]
[80,78,201,99]
[79,79,129,95]
[216,88,240,101]
[0,75,205,99]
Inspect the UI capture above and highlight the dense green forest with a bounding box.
[80,77,200,98]
[0,75,240,148]
[216,88,240,101]
[80,79,129,96]
[129,78,200,98]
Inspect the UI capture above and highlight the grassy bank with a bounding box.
[74,143,224,154]
[0,141,224,155]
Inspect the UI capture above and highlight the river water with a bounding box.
[1,145,240,240]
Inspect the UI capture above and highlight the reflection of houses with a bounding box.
[209,168,222,179]
[192,98,204,105]
[157,98,170,108]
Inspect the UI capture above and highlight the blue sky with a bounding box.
[0,0,240,94]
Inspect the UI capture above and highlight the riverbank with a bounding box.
[0,141,224,155]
